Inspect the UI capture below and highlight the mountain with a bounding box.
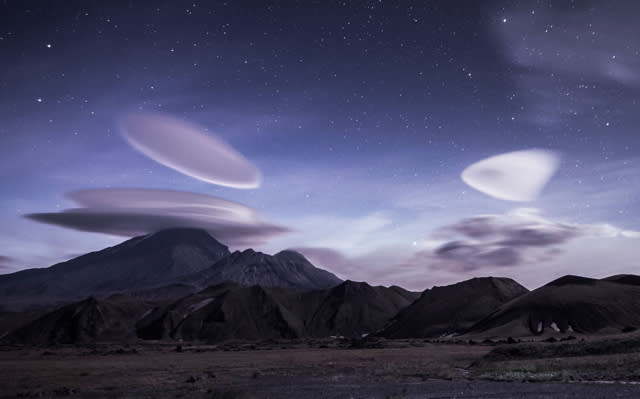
[6,294,152,345]
[602,274,640,286]
[466,275,640,337]
[180,249,342,291]
[137,282,305,342]
[9,280,417,344]
[136,280,414,342]
[303,281,420,338]
[0,229,345,335]
[0,228,230,306]
[380,277,529,339]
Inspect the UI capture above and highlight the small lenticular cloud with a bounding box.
[461,149,559,202]
[119,112,261,189]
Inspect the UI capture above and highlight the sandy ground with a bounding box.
[2,341,640,398]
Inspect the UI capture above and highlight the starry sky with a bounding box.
[1,0,639,290]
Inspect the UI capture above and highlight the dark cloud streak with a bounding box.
[426,209,631,272]
[26,209,289,247]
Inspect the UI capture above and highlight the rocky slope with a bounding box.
[0,228,231,306]
[466,275,640,336]
[180,249,342,291]
[380,277,529,338]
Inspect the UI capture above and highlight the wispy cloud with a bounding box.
[295,208,640,291]
[422,208,638,271]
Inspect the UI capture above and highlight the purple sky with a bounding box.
[1,1,639,290]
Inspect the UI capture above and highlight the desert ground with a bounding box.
[3,335,640,398]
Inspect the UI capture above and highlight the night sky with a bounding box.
[1,0,639,290]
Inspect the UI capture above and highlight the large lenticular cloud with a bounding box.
[119,112,261,188]
[461,149,559,201]
[26,188,289,247]
[68,188,257,223]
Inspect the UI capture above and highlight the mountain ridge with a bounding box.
[179,247,342,291]
[465,275,640,337]
[0,229,342,308]
[0,228,231,305]
[2,229,640,344]
[380,277,529,339]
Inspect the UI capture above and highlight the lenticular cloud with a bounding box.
[461,149,559,202]
[26,188,289,247]
[119,112,261,189]
[68,188,256,223]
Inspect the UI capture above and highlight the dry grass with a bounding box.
[473,352,640,382]
[472,334,640,382]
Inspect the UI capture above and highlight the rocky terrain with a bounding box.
[179,248,342,292]
[0,228,231,306]
[6,279,419,345]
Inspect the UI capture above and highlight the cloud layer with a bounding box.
[120,112,261,188]
[26,188,289,247]
[293,207,640,291]
[424,208,638,272]
[461,149,559,202]
[68,188,257,223]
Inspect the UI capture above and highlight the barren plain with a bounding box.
[3,335,640,398]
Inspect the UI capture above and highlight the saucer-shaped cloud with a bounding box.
[119,112,261,188]
[461,149,559,201]
[26,209,288,247]
[26,189,289,247]
[68,188,257,223]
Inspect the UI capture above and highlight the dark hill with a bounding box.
[181,248,342,291]
[136,282,304,342]
[10,280,418,344]
[136,280,415,342]
[303,280,419,338]
[602,274,640,286]
[0,228,230,305]
[546,275,597,287]
[6,294,151,345]
[466,275,640,337]
[380,277,528,339]
[128,283,201,301]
